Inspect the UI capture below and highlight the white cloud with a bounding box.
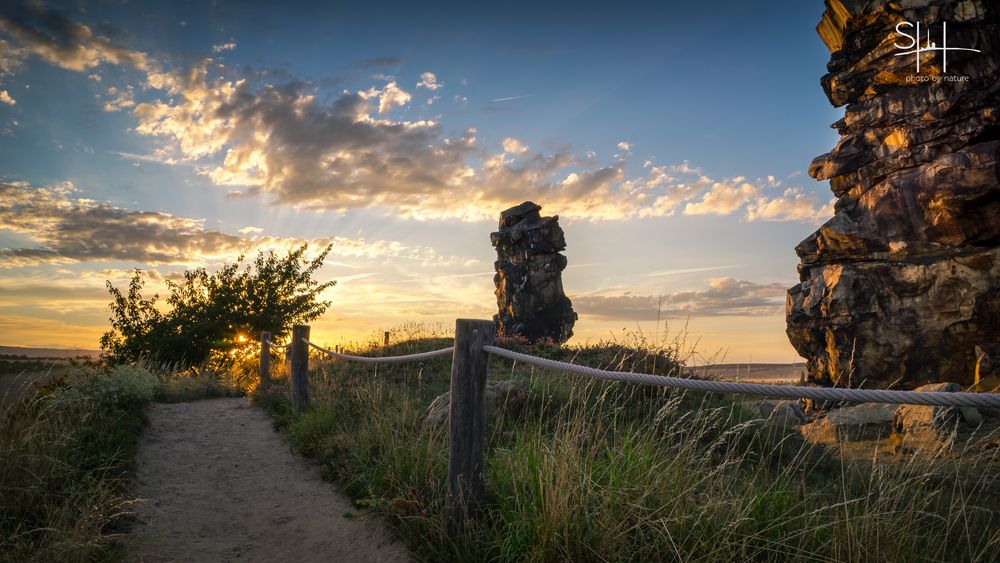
[617,141,631,151]
[0,89,14,105]
[683,179,758,216]
[416,71,442,90]
[211,42,236,53]
[502,137,528,154]
[745,188,835,223]
[374,81,411,114]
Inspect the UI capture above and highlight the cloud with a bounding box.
[0,180,473,267]
[0,2,150,72]
[502,137,528,154]
[372,80,411,114]
[0,6,834,225]
[491,94,532,102]
[417,71,442,90]
[574,278,788,321]
[745,188,836,222]
[101,84,134,111]
[0,38,27,74]
[617,141,631,151]
[211,42,236,53]
[0,89,14,105]
[683,178,758,216]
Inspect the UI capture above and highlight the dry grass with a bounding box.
[255,324,1000,562]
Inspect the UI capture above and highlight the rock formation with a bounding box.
[492,202,577,343]
[787,0,1000,389]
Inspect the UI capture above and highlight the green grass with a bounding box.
[255,326,1000,562]
[0,365,158,562]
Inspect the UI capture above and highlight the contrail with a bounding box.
[491,94,532,102]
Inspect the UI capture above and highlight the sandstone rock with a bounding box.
[492,202,577,343]
[787,0,1000,390]
[893,382,984,449]
[799,403,897,444]
[422,379,530,429]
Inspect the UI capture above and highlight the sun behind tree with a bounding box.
[100,244,335,370]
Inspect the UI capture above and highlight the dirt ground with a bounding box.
[129,398,411,562]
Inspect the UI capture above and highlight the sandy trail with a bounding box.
[130,398,411,562]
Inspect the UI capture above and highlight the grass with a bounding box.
[255,325,1000,562]
[0,359,247,562]
[0,364,157,562]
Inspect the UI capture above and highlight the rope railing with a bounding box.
[263,339,285,352]
[303,338,454,364]
[481,345,1000,409]
[259,319,999,531]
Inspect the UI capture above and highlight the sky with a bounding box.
[0,0,842,363]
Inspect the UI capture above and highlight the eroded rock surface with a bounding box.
[787,0,1000,389]
[492,202,577,343]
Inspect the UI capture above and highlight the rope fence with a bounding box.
[257,319,999,530]
[481,346,1000,409]
[305,339,454,364]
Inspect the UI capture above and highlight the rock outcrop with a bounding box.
[492,202,577,343]
[787,0,1000,389]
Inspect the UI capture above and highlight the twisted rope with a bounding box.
[482,345,1000,409]
[263,339,285,352]
[304,339,453,364]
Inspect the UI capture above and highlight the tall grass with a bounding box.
[0,365,157,562]
[256,325,1000,562]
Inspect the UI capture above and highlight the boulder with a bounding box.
[492,202,577,343]
[787,0,1000,390]
[422,380,530,429]
[799,403,897,444]
[745,400,807,427]
[893,382,984,450]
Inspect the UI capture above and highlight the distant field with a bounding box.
[0,347,96,410]
[688,362,806,383]
[0,346,100,359]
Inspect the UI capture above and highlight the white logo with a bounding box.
[894,21,981,73]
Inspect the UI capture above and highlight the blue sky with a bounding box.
[0,0,842,362]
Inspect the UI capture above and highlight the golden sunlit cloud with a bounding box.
[0,6,835,224]
[0,181,477,267]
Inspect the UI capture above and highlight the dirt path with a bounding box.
[130,398,411,562]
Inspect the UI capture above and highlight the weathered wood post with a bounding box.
[447,318,494,530]
[290,324,310,412]
[259,330,271,386]
[384,331,390,348]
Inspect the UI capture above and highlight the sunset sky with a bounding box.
[0,0,841,363]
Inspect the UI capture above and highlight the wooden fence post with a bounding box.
[384,331,390,348]
[259,330,271,386]
[291,324,310,412]
[447,318,494,530]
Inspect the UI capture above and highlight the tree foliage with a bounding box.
[100,244,334,368]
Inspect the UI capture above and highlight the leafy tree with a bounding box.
[101,244,335,368]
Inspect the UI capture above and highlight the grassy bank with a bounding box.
[0,365,157,561]
[255,328,1000,562]
[0,360,247,562]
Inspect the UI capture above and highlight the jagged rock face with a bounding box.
[492,202,577,343]
[787,0,1000,389]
